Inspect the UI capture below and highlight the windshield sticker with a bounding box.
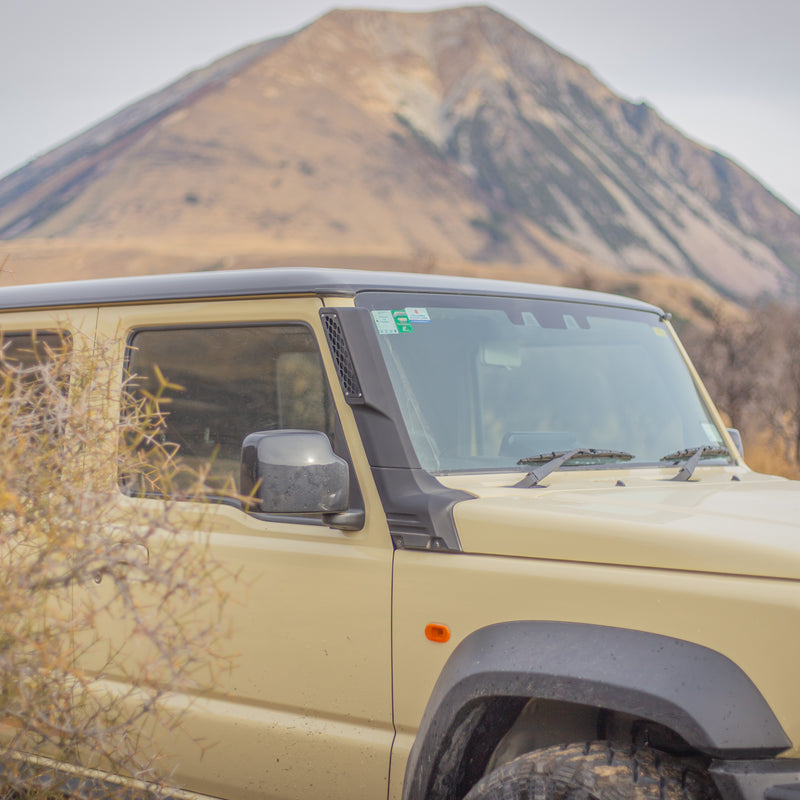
[701,421,724,444]
[372,310,415,334]
[652,327,668,338]
[405,307,431,323]
[372,310,400,335]
[391,310,414,333]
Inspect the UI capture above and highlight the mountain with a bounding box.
[1,5,799,302]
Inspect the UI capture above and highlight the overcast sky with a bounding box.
[2,0,798,211]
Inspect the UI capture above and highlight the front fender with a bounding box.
[402,621,789,800]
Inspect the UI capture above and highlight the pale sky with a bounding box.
[2,0,799,211]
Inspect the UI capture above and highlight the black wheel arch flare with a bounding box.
[401,621,790,800]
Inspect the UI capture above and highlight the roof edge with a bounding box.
[0,267,664,315]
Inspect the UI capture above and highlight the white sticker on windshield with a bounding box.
[405,307,431,322]
[701,422,723,444]
[372,310,399,335]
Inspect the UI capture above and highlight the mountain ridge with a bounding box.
[1,5,798,303]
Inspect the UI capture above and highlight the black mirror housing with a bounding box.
[241,430,349,514]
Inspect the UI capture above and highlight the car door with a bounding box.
[80,297,395,800]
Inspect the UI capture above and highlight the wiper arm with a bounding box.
[513,448,634,488]
[660,445,731,482]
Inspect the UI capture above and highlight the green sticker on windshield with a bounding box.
[392,310,414,332]
[372,310,414,334]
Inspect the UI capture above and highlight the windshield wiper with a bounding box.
[513,448,635,488]
[660,445,731,482]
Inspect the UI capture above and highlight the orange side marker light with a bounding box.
[425,623,451,643]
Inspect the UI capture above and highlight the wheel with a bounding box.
[463,741,721,800]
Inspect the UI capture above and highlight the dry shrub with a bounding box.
[0,332,231,799]
[740,430,800,480]
[681,301,800,478]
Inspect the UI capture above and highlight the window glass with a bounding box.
[1,331,70,371]
[357,292,726,473]
[0,331,72,444]
[0,331,72,401]
[127,324,335,497]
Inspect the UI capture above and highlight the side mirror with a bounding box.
[727,428,744,458]
[241,430,349,514]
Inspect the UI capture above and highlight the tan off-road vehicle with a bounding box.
[2,268,799,800]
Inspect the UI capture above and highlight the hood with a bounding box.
[439,467,800,580]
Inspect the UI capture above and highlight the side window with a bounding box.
[0,331,72,445]
[126,324,336,499]
[1,331,70,372]
[0,331,72,402]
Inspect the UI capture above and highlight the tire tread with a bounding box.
[463,742,720,800]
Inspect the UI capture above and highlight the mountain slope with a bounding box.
[1,6,799,301]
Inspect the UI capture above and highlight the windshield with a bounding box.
[357,292,727,473]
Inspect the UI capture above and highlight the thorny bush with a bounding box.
[0,332,232,798]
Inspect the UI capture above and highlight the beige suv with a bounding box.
[3,267,799,800]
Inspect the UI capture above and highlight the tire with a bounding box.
[463,741,721,800]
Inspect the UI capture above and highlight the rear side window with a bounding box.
[0,331,72,445]
[1,331,70,371]
[0,330,72,399]
[126,324,335,498]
